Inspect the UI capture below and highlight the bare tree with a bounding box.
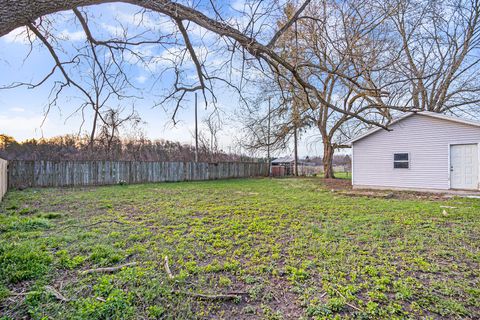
[203,112,223,155]
[0,0,395,131]
[302,0,397,178]
[1,9,148,147]
[97,107,142,156]
[238,84,302,161]
[255,0,397,178]
[385,0,480,115]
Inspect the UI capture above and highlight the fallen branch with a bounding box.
[80,262,137,275]
[10,286,72,302]
[8,292,28,297]
[164,256,174,279]
[45,285,71,302]
[332,287,363,312]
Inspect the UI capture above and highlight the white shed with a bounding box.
[350,112,480,192]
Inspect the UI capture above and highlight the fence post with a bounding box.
[0,158,7,201]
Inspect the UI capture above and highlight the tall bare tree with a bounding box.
[383,0,480,115]
[0,0,394,131]
[263,0,397,177]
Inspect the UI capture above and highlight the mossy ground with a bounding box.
[0,178,479,319]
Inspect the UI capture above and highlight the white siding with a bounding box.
[352,114,480,190]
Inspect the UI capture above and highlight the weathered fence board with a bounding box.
[7,160,268,189]
[0,158,7,199]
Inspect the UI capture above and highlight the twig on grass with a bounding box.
[8,292,28,297]
[163,256,244,301]
[331,287,363,312]
[45,285,71,302]
[10,286,72,302]
[164,256,174,279]
[80,262,137,275]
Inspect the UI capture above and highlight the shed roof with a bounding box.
[348,111,480,145]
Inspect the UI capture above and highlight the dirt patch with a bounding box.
[321,178,352,191]
[314,177,451,201]
[335,189,450,201]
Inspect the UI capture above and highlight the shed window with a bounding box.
[394,153,409,169]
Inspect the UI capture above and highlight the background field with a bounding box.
[0,178,479,319]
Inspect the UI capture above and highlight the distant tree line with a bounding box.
[304,155,351,167]
[0,134,257,163]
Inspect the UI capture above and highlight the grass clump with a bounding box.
[6,217,51,232]
[0,242,52,284]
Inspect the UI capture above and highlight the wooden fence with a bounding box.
[7,160,269,189]
[0,158,7,200]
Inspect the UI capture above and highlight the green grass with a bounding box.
[332,171,351,179]
[0,178,479,319]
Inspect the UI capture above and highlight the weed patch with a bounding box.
[0,242,52,284]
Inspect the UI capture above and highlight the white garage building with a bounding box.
[350,112,480,192]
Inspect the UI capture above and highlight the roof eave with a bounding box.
[347,111,480,145]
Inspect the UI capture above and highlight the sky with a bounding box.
[0,1,326,158]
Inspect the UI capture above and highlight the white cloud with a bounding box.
[9,107,25,112]
[146,45,211,71]
[114,10,176,34]
[231,0,247,11]
[135,75,147,83]
[0,114,47,139]
[101,23,125,37]
[3,27,35,44]
[186,24,217,42]
[59,29,86,41]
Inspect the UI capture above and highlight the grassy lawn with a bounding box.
[0,178,479,319]
[332,172,351,180]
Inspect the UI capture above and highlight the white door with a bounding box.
[450,144,479,190]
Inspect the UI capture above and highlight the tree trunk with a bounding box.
[323,141,335,179]
[89,107,99,149]
[267,98,271,176]
[293,126,298,176]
